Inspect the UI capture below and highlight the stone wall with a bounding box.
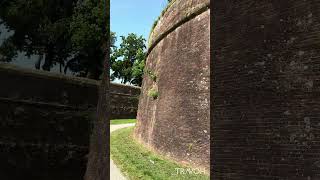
[134,0,210,171]
[212,1,320,179]
[0,63,140,119]
[0,63,140,179]
[110,83,140,119]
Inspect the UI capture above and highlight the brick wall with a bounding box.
[0,63,140,179]
[134,0,210,171]
[212,1,320,179]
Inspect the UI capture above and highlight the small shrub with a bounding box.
[148,88,159,100]
[188,143,193,151]
[146,69,157,82]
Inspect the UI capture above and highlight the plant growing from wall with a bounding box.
[146,69,157,82]
[188,143,193,151]
[146,69,158,100]
[148,88,159,100]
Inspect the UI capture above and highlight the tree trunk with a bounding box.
[85,40,110,180]
[42,49,53,71]
[84,2,110,177]
[86,68,101,80]
[35,55,43,70]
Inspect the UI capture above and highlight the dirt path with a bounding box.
[110,123,135,180]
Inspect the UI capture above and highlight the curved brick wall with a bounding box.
[213,1,320,179]
[134,0,210,171]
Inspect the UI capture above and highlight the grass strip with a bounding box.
[110,119,136,125]
[110,127,209,180]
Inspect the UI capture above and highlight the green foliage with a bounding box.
[110,119,136,125]
[131,48,146,86]
[111,33,146,86]
[0,0,110,79]
[148,88,159,100]
[110,31,117,54]
[66,0,108,79]
[69,0,106,50]
[0,37,17,62]
[110,127,210,180]
[0,0,76,70]
[146,69,157,82]
[188,143,193,151]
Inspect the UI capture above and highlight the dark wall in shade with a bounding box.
[212,0,320,179]
[0,63,140,179]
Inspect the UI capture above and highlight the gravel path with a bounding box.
[110,123,135,180]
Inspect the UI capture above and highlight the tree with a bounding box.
[111,33,146,86]
[84,0,110,178]
[0,0,76,71]
[0,36,18,62]
[110,31,117,53]
[65,0,107,79]
[0,0,109,80]
[131,48,146,86]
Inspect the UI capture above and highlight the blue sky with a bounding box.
[111,0,168,46]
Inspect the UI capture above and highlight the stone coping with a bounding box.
[0,63,141,90]
[147,0,210,55]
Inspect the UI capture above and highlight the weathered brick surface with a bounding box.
[0,63,140,119]
[149,0,210,47]
[212,1,320,179]
[134,0,210,171]
[0,63,140,179]
[110,83,140,119]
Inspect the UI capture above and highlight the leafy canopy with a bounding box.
[0,0,75,70]
[0,0,109,80]
[66,0,108,79]
[111,33,146,86]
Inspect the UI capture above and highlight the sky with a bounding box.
[110,0,168,84]
[111,0,168,46]
[0,24,63,72]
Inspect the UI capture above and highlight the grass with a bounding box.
[110,127,210,180]
[110,119,137,125]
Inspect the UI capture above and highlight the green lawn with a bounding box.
[110,127,210,180]
[110,119,136,125]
